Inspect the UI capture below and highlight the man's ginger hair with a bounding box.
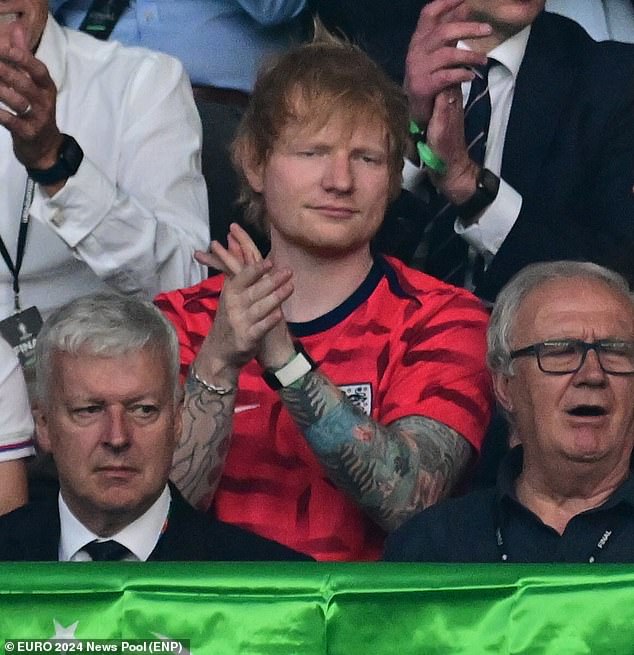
[231,25,409,236]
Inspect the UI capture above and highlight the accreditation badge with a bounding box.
[0,305,43,370]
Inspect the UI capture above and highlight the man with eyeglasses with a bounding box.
[385,260,634,562]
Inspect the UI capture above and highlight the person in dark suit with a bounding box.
[0,482,310,561]
[0,293,308,562]
[386,0,634,302]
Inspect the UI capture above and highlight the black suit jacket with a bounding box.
[0,485,311,561]
[380,11,634,301]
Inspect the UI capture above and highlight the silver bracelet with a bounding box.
[190,364,236,396]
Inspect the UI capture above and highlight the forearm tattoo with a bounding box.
[170,369,236,507]
[280,371,472,532]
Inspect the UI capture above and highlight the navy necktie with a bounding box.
[423,59,495,287]
[83,539,130,561]
[463,62,493,168]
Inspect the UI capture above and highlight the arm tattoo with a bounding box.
[280,371,473,532]
[170,369,236,507]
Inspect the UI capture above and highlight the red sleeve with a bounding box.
[379,285,493,453]
[155,278,222,382]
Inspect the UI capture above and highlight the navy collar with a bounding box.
[288,255,417,338]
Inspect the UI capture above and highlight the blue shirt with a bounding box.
[546,0,634,43]
[49,0,308,88]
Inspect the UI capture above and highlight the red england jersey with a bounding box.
[156,256,493,561]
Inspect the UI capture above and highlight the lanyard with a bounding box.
[78,0,129,40]
[0,179,34,312]
[494,502,618,563]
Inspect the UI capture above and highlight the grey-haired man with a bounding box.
[385,261,634,562]
[0,293,308,561]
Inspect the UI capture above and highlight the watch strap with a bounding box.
[455,167,500,223]
[263,343,316,390]
[27,134,84,186]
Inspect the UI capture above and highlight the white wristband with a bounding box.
[275,352,314,387]
[262,346,316,390]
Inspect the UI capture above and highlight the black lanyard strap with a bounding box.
[0,179,34,312]
[495,500,621,564]
[78,0,129,40]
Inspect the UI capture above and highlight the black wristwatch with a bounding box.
[262,343,317,390]
[26,134,84,186]
[455,167,500,224]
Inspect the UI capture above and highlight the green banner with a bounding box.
[1,563,634,654]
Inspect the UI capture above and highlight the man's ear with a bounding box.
[492,371,514,414]
[173,397,184,449]
[33,405,53,453]
[239,142,265,194]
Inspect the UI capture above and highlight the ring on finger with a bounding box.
[18,103,32,118]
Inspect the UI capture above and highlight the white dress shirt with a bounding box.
[59,485,171,562]
[453,26,530,263]
[0,337,35,462]
[0,16,209,320]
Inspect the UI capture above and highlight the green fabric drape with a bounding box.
[1,563,633,654]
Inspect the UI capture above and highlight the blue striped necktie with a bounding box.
[423,59,495,288]
[463,62,493,169]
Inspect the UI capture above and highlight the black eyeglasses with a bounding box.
[509,339,634,375]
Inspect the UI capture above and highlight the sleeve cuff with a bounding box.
[29,157,116,248]
[455,178,522,260]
